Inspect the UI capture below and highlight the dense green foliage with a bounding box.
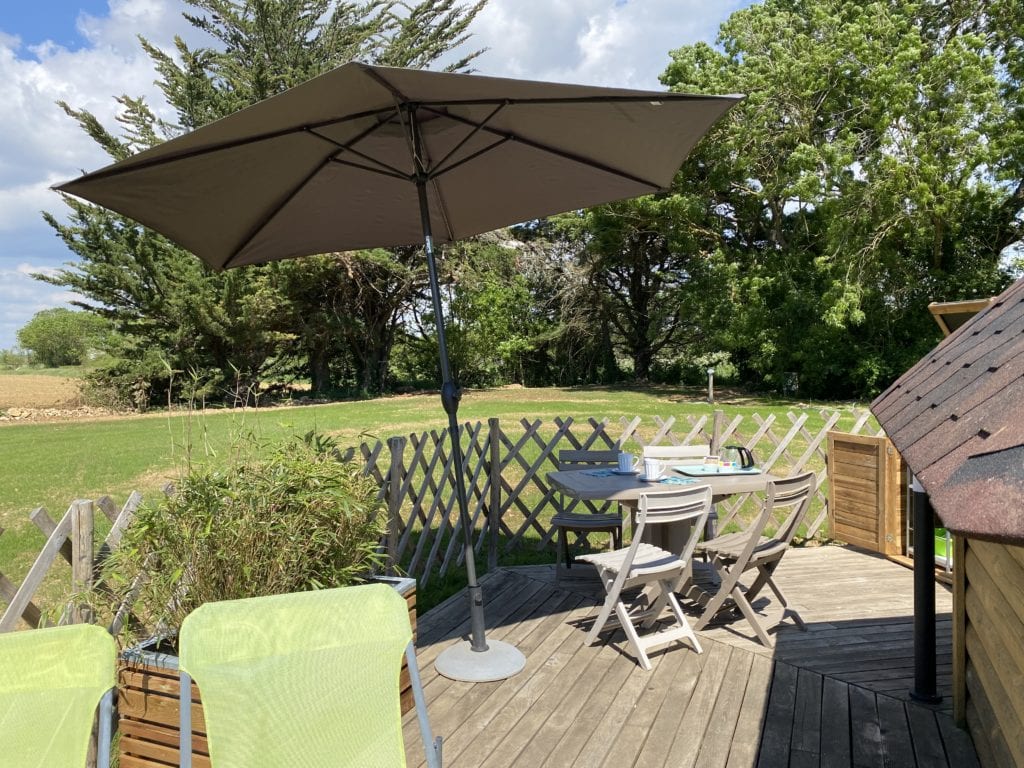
[39,0,1023,401]
[16,308,111,367]
[96,433,386,638]
[659,0,1023,396]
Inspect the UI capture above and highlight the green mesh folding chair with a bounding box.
[0,623,116,768]
[178,584,442,768]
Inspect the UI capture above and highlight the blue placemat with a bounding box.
[582,469,617,477]
[656,476,698,485]
[672,464,762,476]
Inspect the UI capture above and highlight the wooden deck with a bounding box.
[403,544,978,767]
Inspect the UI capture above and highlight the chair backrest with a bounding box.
[0,623,116,768]
[765,471,817,546]
[558,449,619,470]
[633,485,713,565]
[641,444,708,462]
[729,470,816,569]
[178,584,413,768]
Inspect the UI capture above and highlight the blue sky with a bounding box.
[0,0,750,350]
[0,2,111,51]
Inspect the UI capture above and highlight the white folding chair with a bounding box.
[640,444,708,463]
[642,444,716,539]
[579,485,712,670]
[693,471,816,646]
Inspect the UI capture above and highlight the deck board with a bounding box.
[404,545,975,767]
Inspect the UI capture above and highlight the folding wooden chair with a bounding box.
[0,623,116,768]
[178,584,442,768]
[550,449,623,575]
[641,443,713,540]
[579,485,712,670]
[640,444,708,463]
[693,471,816,646]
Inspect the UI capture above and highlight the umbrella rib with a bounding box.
[428,102,507,175]
[328,157,410,181]
[420,106,663,191]
[222,156,334,269]
[56,107,403,187]
[430,136,512,179]
[307,126,410,179]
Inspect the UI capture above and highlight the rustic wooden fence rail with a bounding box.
[0,493,141,632]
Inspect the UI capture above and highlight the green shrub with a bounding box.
[99,434,386,640]
[16,308,112,367]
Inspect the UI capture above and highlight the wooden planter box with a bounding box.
[117,577,417,768]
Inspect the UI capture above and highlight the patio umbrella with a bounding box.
[56,61,741,681]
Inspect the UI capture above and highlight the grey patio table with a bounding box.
[546,465,781,589]
[546,466,780,506]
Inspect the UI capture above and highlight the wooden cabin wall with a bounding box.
[958,537,1024,767]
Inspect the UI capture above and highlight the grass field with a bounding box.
[0,380,874,618]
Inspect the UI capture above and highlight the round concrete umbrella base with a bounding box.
[434,639,526,682]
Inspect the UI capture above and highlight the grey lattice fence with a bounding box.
[367,410,882,583]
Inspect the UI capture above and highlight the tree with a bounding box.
[557,195,732,381]
[273,249,422,395]
[661,0,1023,397]
[440,237,540,387]
[17,308,111,367]
[42,0,486,403]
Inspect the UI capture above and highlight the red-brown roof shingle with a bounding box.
[871,277,1024,544]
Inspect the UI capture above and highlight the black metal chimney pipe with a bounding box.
[910,475,942,704]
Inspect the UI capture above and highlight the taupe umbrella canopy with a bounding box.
[57,61,740,680]
[57,62,740,269]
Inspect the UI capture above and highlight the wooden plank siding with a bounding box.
[962,538,1024,768]
[405,546,976,767]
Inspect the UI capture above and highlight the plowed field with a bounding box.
[0,374,83,410]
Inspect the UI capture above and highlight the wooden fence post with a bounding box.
[488,418,501,571]
[70,499,95,625]
[707,410,725,538]
[710,409,724,455]
[386,436,406,576]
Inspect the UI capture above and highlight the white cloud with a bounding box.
[468,0,747,89]
[0,0,206,348]
[0,263,80,346]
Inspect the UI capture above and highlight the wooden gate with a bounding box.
[827,432,906,555]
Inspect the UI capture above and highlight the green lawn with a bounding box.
[0,363,93,377]
[0,385,874,616]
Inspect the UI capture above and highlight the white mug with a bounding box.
[617,452,639,472]
[643,457,664,479]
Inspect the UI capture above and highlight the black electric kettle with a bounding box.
[721,445,755,469]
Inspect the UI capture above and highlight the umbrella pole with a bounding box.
[417,183,487,653]
[416,179,526,682]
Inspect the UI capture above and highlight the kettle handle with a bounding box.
[724,444,755,468]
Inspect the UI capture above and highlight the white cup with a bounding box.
[643,457,664,479]
[617,452,639,473]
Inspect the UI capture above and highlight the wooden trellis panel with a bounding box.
[371,409,884,582]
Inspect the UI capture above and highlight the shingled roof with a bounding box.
[871,277,1024,546]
